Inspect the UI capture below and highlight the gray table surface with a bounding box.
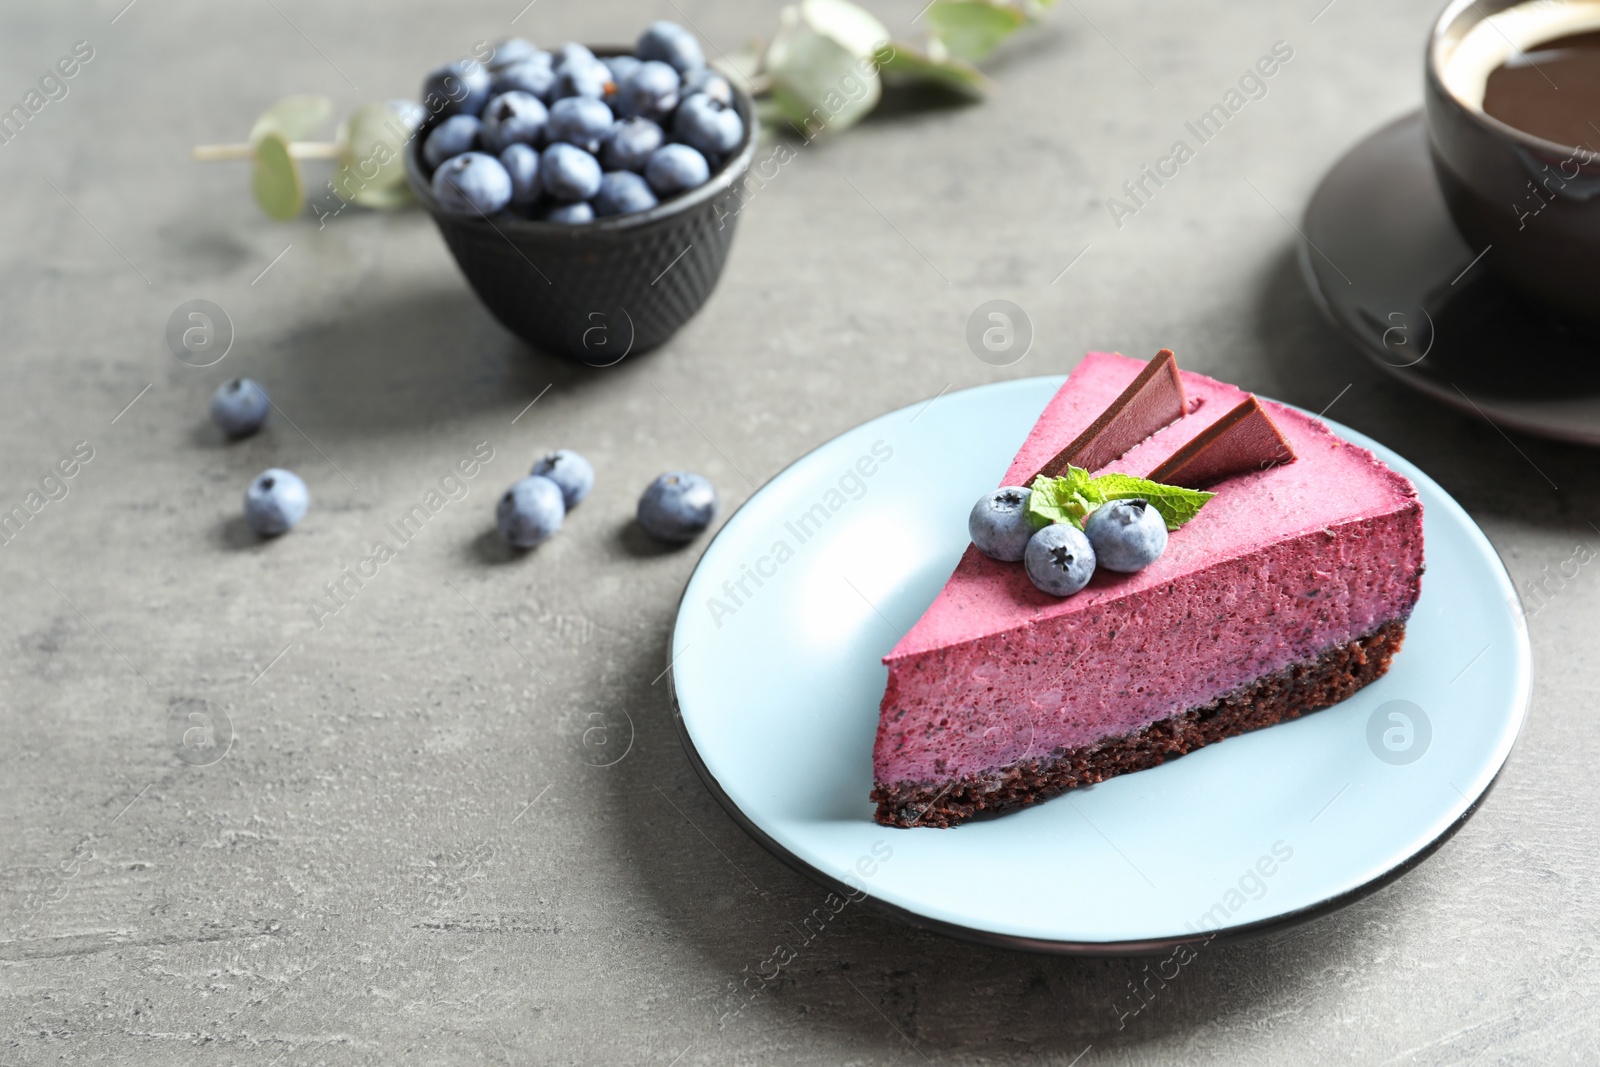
[3,0,1595,1063]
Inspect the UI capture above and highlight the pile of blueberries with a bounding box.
[419,22,744,222]
[969,488,1169,597]
[211,377,719,546]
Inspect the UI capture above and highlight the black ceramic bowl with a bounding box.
[405,53,758,364]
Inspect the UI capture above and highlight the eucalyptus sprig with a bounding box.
[192,95,424,220]
[727,0,1057,135]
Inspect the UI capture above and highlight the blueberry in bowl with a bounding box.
[405,24,757,364]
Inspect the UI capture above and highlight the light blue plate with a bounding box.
[669,377,1530,954]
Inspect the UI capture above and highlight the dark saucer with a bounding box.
[1300,111,1600,446]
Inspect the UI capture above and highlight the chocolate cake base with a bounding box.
[872,619,1407,829]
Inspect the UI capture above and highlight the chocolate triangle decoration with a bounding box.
[1146,396,1296,488]
[1030,349,1186,481]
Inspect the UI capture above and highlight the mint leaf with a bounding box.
[1026,471,1094,531]
[1025,464,1216,533]
[1027,466,1215,533]
[1087,472,1215,530]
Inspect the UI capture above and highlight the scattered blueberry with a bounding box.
[637,471,718,543]
[594,171,658,217]
[683,68,733,107]
[614,60,680,120]
[540,200,595,224]
[531,449,595,508]
[555,57,612,100]
[488,37,542,72]
[422,114,480,169]
[244,468,309,537]
[478,91,548,152]
[431,151,513,215]
[497,475,565,548]
[209,378,270,438]
[422,58,492,118]
[674,92,744,156]
[491,58,557,101]
[644,143,710,196]
[1024,524,1096,597]
[602,117,665,172]
[499,143,541,207]
[637,21,705,75]
[545,96,614,154]
[539,142,603,201]
[1084,499,1168,573]
[968,486,1035,563]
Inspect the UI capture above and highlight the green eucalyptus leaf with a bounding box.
[754,94,792,130]
[251,132,304,220]
[333,101,414,209]
[878,40,991,96]
[249,94,334,145]
[798,0,891,60]
[765,3,884,135]
[926,0,1028,62]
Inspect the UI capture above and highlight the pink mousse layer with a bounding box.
[874,352,1424,788]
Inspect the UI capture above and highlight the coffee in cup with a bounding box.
[1427,0,1600,321]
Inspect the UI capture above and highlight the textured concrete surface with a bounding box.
[2,0,1597,1063]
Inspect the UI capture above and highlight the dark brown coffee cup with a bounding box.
[1426,0,1600,321]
